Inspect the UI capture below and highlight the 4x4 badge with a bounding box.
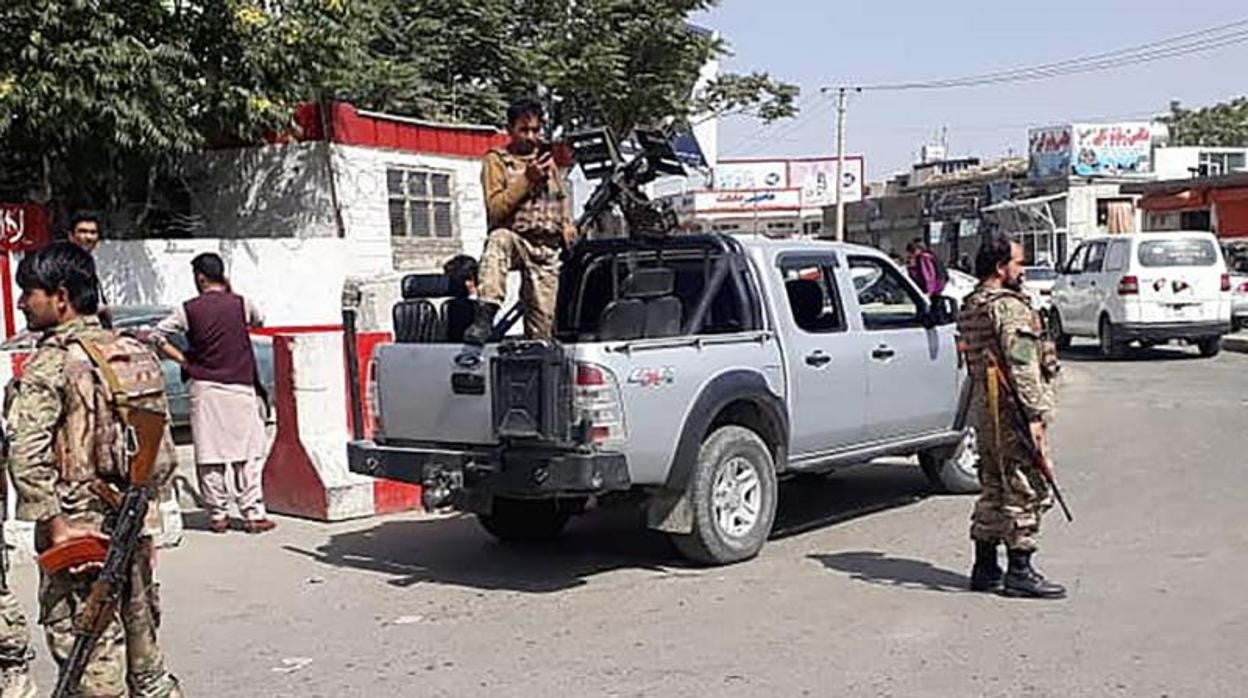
[627,367,675,388]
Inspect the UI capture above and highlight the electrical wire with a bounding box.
[851,20,1248,91]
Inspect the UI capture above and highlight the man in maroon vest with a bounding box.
[153,253,275,534]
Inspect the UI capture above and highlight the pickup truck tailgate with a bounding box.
[373,344,497,445]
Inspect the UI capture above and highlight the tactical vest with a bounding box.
[493,148,567,237]
[957,289,1000,380]
[51,332,176,490]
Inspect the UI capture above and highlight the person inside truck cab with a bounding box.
[442,254,479,344]
[463,98,577,346]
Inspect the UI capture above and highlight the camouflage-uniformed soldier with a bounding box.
[0,586,34,698]
[7,243,182,696]
[958,235,1066,599]
[0,384,36,698]
[463,97,576,345]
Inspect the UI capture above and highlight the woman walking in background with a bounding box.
[154,253,275,534]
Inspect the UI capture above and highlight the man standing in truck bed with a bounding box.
[462,98,577,346]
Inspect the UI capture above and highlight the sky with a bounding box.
[694,1,1248,180]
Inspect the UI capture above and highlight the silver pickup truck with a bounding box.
[347,234,977,565]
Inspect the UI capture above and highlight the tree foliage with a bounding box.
[1162,97,1248,148]
[0,0,796,226]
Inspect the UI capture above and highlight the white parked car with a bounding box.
[941,268,977,306]
[1050,231,1232,358]
[1023,265,1058,312]
[1231,272,1248,332]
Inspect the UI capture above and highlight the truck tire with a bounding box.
[1197,337,1221,358]
[477,497,571,543]
[671,425,778,566]
[919,427,981,494]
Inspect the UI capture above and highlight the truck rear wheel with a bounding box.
[920,427,981,494]
[671,425,778,566]
[477,497,571,543]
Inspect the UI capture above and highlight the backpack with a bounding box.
[66,334,177,489]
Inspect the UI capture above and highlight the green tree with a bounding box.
[1162,97,1248,148]
[0,0,359,225]
[0,0,794,228]
[339,0,798,134]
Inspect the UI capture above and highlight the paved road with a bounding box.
[12,342,1248,697]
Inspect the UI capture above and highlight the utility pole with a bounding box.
[834,87,848,242]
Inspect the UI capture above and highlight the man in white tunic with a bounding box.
[154,253,274,534]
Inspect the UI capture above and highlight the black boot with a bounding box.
[969,540,1003,592]
[1003,549,1067,599]
[462,302,500,347]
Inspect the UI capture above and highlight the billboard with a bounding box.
[1029,122,1156,178]
[694,188,802,213]
[713,160,788,190]
[1028,126,1072,179]
[1071,122,1154,177]
[788,157,865,207]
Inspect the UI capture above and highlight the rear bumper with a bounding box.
[347,440,631,506]
[1117,321,1230,341]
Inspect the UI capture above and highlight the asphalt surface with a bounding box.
[11,340,1248,697]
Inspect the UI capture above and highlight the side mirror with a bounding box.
[924,295,959,328]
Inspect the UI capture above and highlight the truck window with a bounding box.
[848,256,924,330]
[563,249,759,340]
[778,258,846,333]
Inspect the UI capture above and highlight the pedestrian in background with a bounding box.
[152,253,274,534]
[65,210,112,328]
[906,240,948,296]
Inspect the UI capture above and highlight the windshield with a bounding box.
[1137,238,1219,268]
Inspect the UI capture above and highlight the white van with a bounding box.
[1049,231,1232,358]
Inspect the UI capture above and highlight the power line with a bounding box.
[851,20,1248,91]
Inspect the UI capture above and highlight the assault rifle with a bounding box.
[41,406,167,698]
[985,349,1074,522]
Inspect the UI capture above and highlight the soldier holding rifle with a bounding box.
[6,243,182,696]
[958,235,1068,599]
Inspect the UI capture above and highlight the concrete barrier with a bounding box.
[261,329,421,521]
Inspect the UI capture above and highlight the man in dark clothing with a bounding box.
[66,211,112,328]
[152,253,274,534]
[442,254,479,343]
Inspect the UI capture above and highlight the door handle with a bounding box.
[804,351,832,367]
[871,345,896,361]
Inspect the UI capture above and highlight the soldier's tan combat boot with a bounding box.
[1003,549,1066,599]
[0,664,35,698]
[969,540,1003,592]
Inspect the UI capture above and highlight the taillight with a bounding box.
[1237,281,1248,295]
[575,362,626,445]
[366,357,383,437]
[1221,273,1231,292]
[1118,275,1139,295]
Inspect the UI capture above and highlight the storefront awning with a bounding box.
[1138,189,1209,213]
